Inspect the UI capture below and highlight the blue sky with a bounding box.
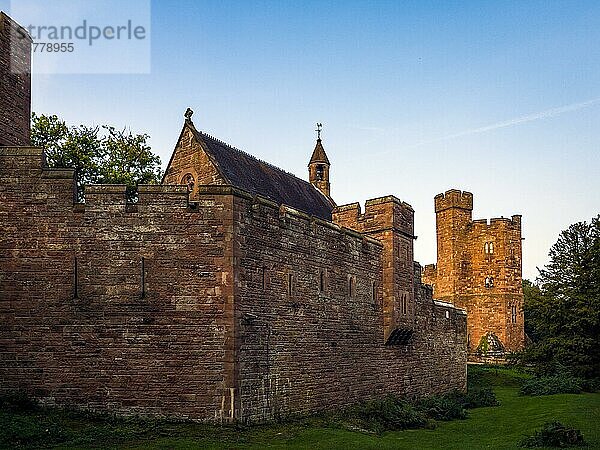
[3,0,599,279]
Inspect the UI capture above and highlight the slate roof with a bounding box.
[191,126,335,221]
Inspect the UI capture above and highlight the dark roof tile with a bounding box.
[192,127,334,220]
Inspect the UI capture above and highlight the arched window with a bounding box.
[489,242,494,254]
[485,277,494,289]
[484,242,489,254]
[348,275,356,298]
[511,304,517,323]
[182,173,195,192]
[319,270,325,293]
[316,165,324,181]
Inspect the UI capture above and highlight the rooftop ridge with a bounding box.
[197,130,312,185]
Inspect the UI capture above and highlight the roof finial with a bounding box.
[184,108,194,122]
[315,122,322,140]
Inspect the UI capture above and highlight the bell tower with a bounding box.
[308,123,331,198]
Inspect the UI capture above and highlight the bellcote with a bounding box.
[308,128,331,199]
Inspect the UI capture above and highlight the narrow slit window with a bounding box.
[141,257,146,298]
[262,267,266,290]
[287,273,293,296]
[372,282,376,303]
[319,270,325,293]
[348,276,355,298]
[73,256,78,299]
[511,304,517,323]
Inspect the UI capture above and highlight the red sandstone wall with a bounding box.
[0,148,467,422]
[332,197,416,339]
[234,195,467,422]
[162,125,226,196]
[429,190,524,353]
[0,148,235,419]
[0,13,31,147]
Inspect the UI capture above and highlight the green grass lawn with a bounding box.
[2,366,599,449]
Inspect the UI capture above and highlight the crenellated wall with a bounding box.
[0,147,236,420]
[0,147,467,421]
[235,194,466,422]
[332,196,416,340]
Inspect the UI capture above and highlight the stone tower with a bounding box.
[0,12,32,147]
[423,189,524,355]
[308,136,331,198]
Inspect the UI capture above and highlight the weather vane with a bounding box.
[315,122,322,140]
[184,108,194,121]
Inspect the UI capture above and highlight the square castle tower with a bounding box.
[423,189,525,355]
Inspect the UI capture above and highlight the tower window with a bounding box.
[319,269,326,293]
[402,292,408,315]
[348,275,356,298]
[484,242,494,254]
[511,304,517,324]
[287,273,293,296]
[316,165,324,181]
[485,277,494,288]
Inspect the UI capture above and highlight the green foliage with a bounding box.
[1,367,599,449]
[340,389,492,434]
[0,412,70,448]
[31,113,163,201]
[0,391,38,412]
[460,388,500,408]
[519,421,586,448]
[520,215,600,378]
[347,396,430,433]
[417,393,467,420]
[520,373,584,396]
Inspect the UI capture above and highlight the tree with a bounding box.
[522,216,600,377]
[31,113,163,200]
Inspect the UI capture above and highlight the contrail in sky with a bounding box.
[412,97,600,148]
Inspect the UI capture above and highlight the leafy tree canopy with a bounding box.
[522,215,600,378]
[31,113,163,200]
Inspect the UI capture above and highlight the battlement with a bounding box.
[470,215,522,231]
[422,264,437,287]
[0,147,45,171]
[434,189,473,213]
[333,195,414,236]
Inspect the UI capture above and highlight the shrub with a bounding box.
[462,388,500,408]
[0,413,69,448]
[0,391,38,412]
[519,421,586,448]
[417,394,467,421]
[350,396,429,433]
[520,374,583,396]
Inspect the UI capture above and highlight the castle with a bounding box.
[0,12,519,422]
[422,191,525,355]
